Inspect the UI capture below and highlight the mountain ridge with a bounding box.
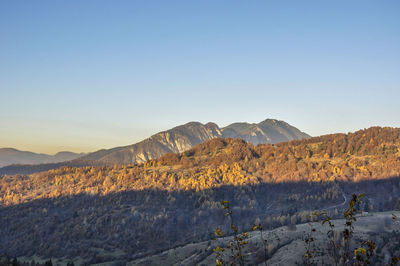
[79,118,310,165]
[3,126,399,206]
[0,148,84,168]
[0,118,309,174]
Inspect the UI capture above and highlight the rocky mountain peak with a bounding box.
[78,119,310,165]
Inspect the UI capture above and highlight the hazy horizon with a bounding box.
[1,0,399,154]
[1,120,398,155]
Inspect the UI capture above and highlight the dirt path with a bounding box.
[325,188,348,211]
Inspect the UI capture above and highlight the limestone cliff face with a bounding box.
[80,119,310,165]
[222,119,310,145]
[81,122,224,164]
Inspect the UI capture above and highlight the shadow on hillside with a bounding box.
[1,177,400,263]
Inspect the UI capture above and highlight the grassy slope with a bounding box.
[128,211,400,266]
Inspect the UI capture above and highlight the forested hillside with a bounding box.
[0,119,309,176]
[1,127,399,206]
[1,127,400,263]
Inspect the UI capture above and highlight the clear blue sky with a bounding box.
[1,0,399,154]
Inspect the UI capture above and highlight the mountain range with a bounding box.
[78,119,310,165]
[0,148,84,168]
[0,118,309,173]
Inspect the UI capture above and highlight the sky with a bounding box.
[1,0,399,154]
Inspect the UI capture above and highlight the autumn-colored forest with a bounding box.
[1,126,400,206]
[1,127,400,262]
